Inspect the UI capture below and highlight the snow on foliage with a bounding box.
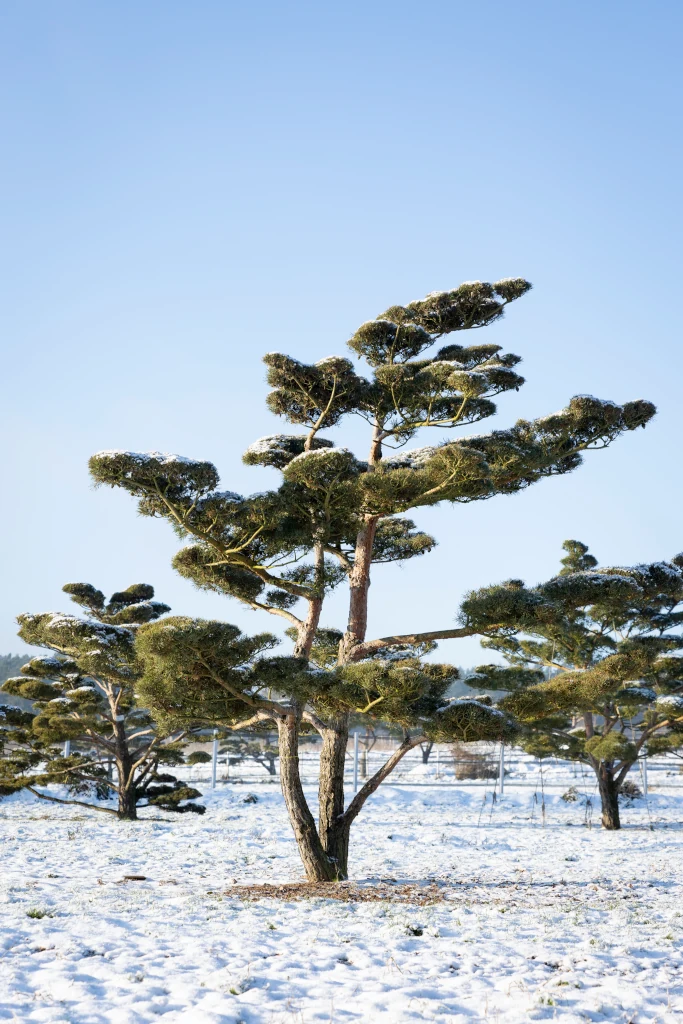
[382,446,440,470]
[93,450,203,467]
[618,686,657,702]
[242,434,334,469]
[655,694,683,711]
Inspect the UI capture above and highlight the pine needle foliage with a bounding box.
[89,278,654,877]
[460,541,683,829]
[1,584,204,819]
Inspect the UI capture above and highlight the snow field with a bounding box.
[1,785,682,1023]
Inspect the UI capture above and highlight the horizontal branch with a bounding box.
[227,710,279,731]
[26,786,118,815]
[348,625,488,661]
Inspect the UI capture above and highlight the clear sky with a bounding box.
[2,1,682,668]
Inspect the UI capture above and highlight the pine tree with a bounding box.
[220,732,281,776]
[89,278,655,876]
[1,583,204,819]
[460,541,683,829]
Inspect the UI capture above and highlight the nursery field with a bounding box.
[1,784,682,1023]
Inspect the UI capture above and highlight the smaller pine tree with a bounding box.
[220,732,280,776]
[460,541,683,829]
[2,583,204,819]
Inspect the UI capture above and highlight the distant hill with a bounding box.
[0,653,34,710]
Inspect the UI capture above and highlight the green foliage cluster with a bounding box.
[134,614,507,745]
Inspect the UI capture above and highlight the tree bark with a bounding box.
[112,714,138,820]
[322,817,351,881]
[293,540,325,659]
[421,740,434,764]
[317,717,350,877]
[277,714,339,881]
[117,776,138,821]
[293,595,323,659]
[596,763,621,830]
[340,515,379,663]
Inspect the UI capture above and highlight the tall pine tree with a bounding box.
[461,541,683,829]
[89,279,655,876]
[2,583,203,819]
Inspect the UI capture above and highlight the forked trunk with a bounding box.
[596,764,621,830]
[277,714,339,882]
[318,717,350,879]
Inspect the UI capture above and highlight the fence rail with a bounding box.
[178,742,683,792]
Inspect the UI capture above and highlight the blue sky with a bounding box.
[2,1,682,667]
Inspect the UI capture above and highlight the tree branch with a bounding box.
[342,734,424,826]
[301,709,330,734]
[349,625,487,661]
[323,544,353,572]
[227,710,279,731]
[26,787,118,815]
[194,652,293,719]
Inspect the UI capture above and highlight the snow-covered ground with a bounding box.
[1,783,682,1023]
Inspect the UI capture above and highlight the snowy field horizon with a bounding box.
[2,778,682,1023]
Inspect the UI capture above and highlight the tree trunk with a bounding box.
[340,516,379,662]
[317,717,350,878]
[314,425,388,876]
[117,778,138,821]
[322,818,351,880]
[293,594,323,659]
[113,716,137,820]
[293,539,325,659]
[277,714,338,881]
[421,741,434,764]
[596,764,620,830]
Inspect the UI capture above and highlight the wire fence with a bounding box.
[177,738,683,792]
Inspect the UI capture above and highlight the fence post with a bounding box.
[211,730,218,790]
[353,731,359,792]
[499,743,505,797]
[63,740,71,757]
[642,757,648,797]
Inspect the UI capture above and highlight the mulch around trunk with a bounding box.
[220,881,447,904]
[219,878,645,907]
